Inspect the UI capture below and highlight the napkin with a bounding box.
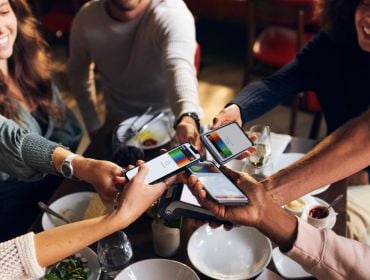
[270,132,292,158]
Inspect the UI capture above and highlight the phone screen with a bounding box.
[201,122,253,163]
[188,162,249,205]
[125,143,200,184]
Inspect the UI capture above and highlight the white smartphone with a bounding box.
[200,122,253,164]
[125,143,201,184]
[187,161,249,205]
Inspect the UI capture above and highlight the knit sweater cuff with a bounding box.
[15,232,45,278]
[21,133,60,175]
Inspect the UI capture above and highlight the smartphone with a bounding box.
[200,122,253,164]
[125,143,201,184]
[187,161,249,205]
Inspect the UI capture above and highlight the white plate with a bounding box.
[114,259,199,280]
[41,192,95,230]
[115,110,175,150]
[187,225,272,280]
[301,196,337,230]
[256,269,284,280]
[272,153,330,195]
[272,248,311,279]
[43,247,101,280]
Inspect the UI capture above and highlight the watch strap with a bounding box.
[174,112,200,132]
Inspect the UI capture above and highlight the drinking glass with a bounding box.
[248,124,272,167]
[246,125,273,181]
[97,230,133,279]
[112,121,144,167]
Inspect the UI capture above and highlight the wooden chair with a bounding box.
[244,0,322,138]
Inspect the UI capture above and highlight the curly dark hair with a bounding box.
[0,0,63,122]
[319,0,361,43]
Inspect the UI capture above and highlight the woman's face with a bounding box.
[355,0,370,52]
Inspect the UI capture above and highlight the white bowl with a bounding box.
[41,192,95,230]
[43,247,101,280]
[114,259,199,280]
[187,225,272,280]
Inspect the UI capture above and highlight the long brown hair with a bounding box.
[319,0,360,44]
[0,0,62,121]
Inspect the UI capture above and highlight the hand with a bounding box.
[187,165,268,227]
[116,163,175,223]
[176,116,204,154]
[211,104,242,129]
[73,158,125,203]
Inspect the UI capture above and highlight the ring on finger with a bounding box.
[114,191,121,204]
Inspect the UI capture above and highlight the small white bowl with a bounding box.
[307,205,330,229]
[187,224,272,280]
[114,259,199,280]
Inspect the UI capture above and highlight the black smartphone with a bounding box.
[125,143,201,184]
[187,161,249,205]
[200,122,253,164]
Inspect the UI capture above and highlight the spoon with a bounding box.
[38,201,71,224]
[327,194,344,210]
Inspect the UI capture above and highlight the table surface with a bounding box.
[32,137,347,280]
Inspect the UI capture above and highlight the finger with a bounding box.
[249,134,258,142]
[159,148,168,154]
[114,176,126,184]
[209,220,221,229]
[136,160,145,166]
[219,165,242,181]
[132,164,149,182]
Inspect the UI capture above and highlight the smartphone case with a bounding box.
[200,122,253,165]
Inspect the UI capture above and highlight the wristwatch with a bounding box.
[60,154,81,179]
[174,112,201,132]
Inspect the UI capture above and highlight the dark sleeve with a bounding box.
[233,31,329,124]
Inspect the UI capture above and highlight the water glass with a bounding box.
[248,124,272,167]
[97,231,133,278]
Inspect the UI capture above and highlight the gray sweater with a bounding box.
[0,85,82,182]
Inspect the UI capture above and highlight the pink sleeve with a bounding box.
[285,218,370,280]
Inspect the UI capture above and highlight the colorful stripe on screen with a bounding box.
[169,148,190,167]
[209,132,232,158]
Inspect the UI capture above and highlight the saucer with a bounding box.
[272,248,311,279]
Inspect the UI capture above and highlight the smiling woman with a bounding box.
[0,0,82,241]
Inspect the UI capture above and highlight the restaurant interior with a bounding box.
[31,0,326,153]
[10,0,362,279]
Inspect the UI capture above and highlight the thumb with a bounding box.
[132,164,149,183]
[219,165,242,181]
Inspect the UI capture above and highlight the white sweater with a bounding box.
[68,0,201,132]
[0,232,44,279]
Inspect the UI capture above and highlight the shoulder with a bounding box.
[151,0,193,20]
[73,0,104,26]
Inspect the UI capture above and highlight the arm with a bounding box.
[187,166,370,280]
[155,3,202,150]
[67,11,101,133]
[264,109,370,205]
[0,165,169,279]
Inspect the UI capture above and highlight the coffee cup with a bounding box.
[307,205,330,229]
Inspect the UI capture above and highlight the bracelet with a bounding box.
[174,112,201,132]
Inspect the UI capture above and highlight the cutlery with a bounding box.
[126,106,153,137]
[38,201,71,224]
[136,111,165,135]
[327,194,344,210]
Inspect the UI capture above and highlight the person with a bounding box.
[68,0,202,152]
[213,0,370,158]
[0,162,171,279]
[212,0,370,241]
[0,0,83,241]
[187,108,370,280]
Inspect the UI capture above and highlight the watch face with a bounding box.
[61,163,72,178]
